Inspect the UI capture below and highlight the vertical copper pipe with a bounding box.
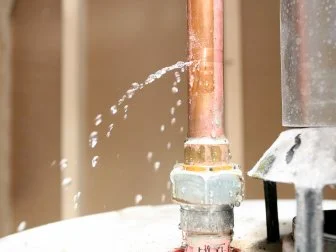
[188,0,224,139]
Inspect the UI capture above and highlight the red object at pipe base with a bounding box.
[172,245,241,252]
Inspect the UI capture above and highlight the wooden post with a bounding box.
[0,0,15,236]
[61,0,87,219]
[224,0,244,169]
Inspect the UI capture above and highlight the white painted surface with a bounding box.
[0,200,335,251]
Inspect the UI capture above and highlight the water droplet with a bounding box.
[124,114,128,120]
[73,192,81,209]
[160,125,165,132]
[161,194,166,203]
[174,71,181,83]
[74,203,79,210]
[17,221,27,232]
[73,192,81,203]
[110,105,118,115]
[167,142,172,150]
[144,75,153,85]
[95,114,103,126]
[211,130,216,138]
[176,100,182,107]
[170,107,175,115]
[50,160,56,167]
[172,87,179,94]
[118,96,126,106]
[180,127,184,133]
[167,181,171,190]
[171,118,176,125]
[124,105,129,113]
[62,177,72,187]
[134,194,143,204]
[126,89,135,99]
[147,152,153,162]
[89,131,98,148]
[59,159,68,170]
[154,162,161,171]
[106,123,114,138]
[131,82,139,90]
[92,156,99,168]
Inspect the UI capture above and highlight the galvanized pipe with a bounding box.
[281,0,336,127]
[187,0,224,139]
[295,187,324,252]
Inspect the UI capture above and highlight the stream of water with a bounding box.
[58,60,193,211]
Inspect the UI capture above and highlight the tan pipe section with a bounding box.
[187,0,224,139]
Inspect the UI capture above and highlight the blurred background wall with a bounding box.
[0,0,333,236]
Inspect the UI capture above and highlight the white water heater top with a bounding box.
[0,200,335,251]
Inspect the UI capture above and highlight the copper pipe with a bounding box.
[187,0,224,139]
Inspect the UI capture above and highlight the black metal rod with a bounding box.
[263,181,280,242]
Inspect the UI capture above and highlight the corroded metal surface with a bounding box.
[248,128,336,252]
[171,164,243,206]
[281,0,336,127]
[184,138,230,166]
[248,128,336,187]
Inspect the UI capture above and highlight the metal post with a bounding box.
[263,181,280,243]
[295,187,324,252]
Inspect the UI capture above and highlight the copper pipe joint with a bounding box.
[184,138,230,166]
[187,0,224,139]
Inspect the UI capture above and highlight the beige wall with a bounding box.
[7,0,334,234]
[82,0,188,214]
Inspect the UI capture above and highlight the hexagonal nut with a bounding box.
[170,164,244,206]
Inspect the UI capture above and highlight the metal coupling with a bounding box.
[170,163,243,206]
[170,161,244,248]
